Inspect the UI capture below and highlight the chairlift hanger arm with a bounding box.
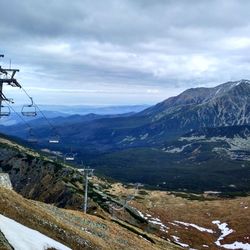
[0,67,7,75]
[0,92,13,103]
[0,78,21,88]
[1,68,20,77]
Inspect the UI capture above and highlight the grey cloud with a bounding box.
[1,0,250,105]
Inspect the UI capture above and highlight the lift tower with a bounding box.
[0,54,21,116]
[78,168,94,213]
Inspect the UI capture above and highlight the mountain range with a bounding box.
[0,79,249,193]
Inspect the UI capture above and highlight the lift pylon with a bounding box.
[78,167,94,213]
[0,54,21,117]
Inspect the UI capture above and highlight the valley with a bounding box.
[0,134,250,249]
[0,80,249,194]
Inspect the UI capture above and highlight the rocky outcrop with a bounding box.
[0,138,87,210]
[0,173,12,190]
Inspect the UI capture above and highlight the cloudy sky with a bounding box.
[1,0,250,105]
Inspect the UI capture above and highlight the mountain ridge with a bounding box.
[1,79,249,152]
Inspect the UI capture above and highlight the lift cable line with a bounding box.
[1,54,62,148]
[3,102,38,144]
[2,68,59,139]
[3,101,34,133]
[109,183,141,213]
[19,86,60,143]
[0,54,38,143]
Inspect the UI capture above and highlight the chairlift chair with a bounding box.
[21,97,37,117]
[0,105,10,116]
[27,129,38,144]
[64,153,75,161]
[49,135,60,144]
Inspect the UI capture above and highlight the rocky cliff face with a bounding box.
[0,173,12,189]
[141,80,250,128]
[0,136,88,210]
[0,136,182,249]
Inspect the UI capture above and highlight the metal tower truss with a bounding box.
[0,54,21,116]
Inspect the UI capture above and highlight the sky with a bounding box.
[1,0,250,105]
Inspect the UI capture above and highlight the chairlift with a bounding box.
[0,105,10,116]
[21,97,37,117]
[49,135,60,144]
[26,129,38,144]
[64,153,75,161]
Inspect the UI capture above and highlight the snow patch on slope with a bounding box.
[172,235,189,248]
[180,135,250,160]
[135,209,169,233]
[0,214,71,250]
[212,220,250,250]
[174,220,213,233]
[163,144,192,153]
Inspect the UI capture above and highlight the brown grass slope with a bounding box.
[107,184,250,250]
[0,187,180,250]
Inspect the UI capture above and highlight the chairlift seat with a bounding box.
[65,157,75,161]
[49,139,59,143]
[22,112,37,117]
[27,138,38,144]
[21,109,37,117]
[49,136,60,143]
[21,103,37,117]
[0,106,10,116]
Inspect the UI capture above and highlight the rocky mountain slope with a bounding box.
[1,135,250,249]
[0,187,179,250]
[142,80,250,126]
[0,135,181,249]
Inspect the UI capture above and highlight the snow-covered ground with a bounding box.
[0,214,71,250]
[180,135,250,152]
[179,135,250,161]
[212,220,250,250]
[135,209,169,233]
[171,235,189,248]
[163,144,192,153]
[174,220,214,234]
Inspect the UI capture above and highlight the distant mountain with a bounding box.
[30,104,150,115]
[141,79,250,128]
[0,104,149,126]
[0,110,69,126]
[0,80,249,152]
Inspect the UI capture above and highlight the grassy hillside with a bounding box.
[106,183,250,250]
[0,187,179,250]
[0,135,250,249]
